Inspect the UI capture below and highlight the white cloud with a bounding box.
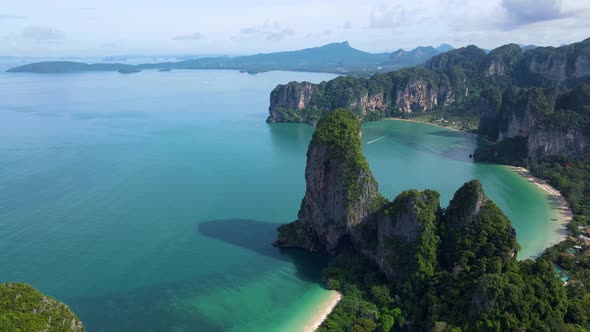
[500,0,569,29]
[0,0,589,56]
[234,21,295,42]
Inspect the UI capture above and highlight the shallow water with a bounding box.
[0,69,560,331]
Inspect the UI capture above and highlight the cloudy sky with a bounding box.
[1,0,589,57]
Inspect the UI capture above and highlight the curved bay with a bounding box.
[0,70,560,331]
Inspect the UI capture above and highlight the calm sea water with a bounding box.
[0,69,561,331]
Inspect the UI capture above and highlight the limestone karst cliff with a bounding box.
[267,68,460,125]
[271,109,580,331]
[274,109,383,252]
[267,38,590,160]
[274,109,518,282]
[267,38,590,126]
[477,85,590,161]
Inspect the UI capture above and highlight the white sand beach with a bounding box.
[303,291,342,332]
[510,166,573,242]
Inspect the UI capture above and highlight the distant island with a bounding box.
[274,108,589,331]
[6,41,454,75]
[117,67,141,74]
[6,61,139,74]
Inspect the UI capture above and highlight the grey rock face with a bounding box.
[528,129,590,159]
[527,54,567,81]
[363,191,440,279]
[574,55,590,78]
[394,79,454,112]
[497,95,539,141]
[493,87,590,160]
[296,137,380,253]
[267,81,313,122]
[268,78,454,122]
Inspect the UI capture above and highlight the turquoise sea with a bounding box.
[0,69,562,331]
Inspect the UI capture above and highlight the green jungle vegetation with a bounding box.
[0,283,83,332]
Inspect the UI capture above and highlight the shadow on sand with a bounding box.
[198,218,331,285]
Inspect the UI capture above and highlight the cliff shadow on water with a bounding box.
[198,219,331,285]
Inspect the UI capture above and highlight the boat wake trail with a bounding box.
[367,136,385,144]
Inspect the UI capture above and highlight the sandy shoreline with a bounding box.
[385,117,473,134]
[509,166,572,243]
[303,291,341,332]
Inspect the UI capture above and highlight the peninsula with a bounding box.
[274,108,589,331]
[6,42,453,75]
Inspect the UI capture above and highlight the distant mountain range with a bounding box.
[383,45,450,67]
[267,37,590,160]
[6,42,455,74]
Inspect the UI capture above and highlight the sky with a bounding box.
[1,0,589,57]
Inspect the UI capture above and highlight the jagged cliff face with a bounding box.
[526,54,567,81]
[297,140,380,252]
[485,44,522,78]
[496,90,542,141]
[358,190,440,280]
[479,86,590,160]
[477,89,502,140]
[522,39,590,82]
[268,38,590,128]
[528,129,590,159]
[267,81,313,122]
[267,75,455,123]
[486,59,509,77]
[275,110,520,292]
[394,79,454,112]
[360,93,386,115]
[276,109,382,253]
[574,55,590,78]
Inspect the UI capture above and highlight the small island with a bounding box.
[275,109,589,331]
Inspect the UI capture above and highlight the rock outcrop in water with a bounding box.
[274,109,518,282]
[271,109,583,332]
[274,109,383,252]
[0,283,84,331]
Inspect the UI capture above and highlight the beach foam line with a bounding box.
[367,136,385,144]
[303,291,341,332]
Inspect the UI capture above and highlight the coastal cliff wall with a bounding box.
[478,85,590,160]
[267,68,459,124]
[269,109,569,331]
[267,39,590,131]
[527,129,590,159]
